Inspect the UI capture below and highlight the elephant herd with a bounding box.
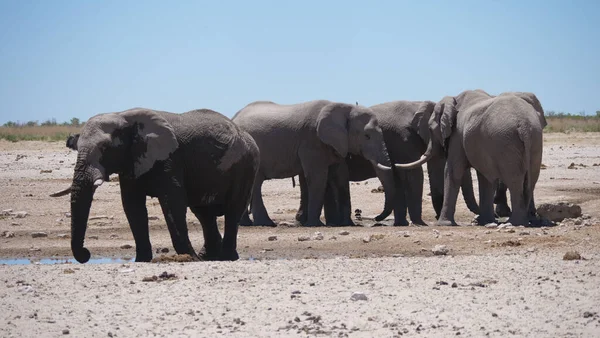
[51,89,547,263]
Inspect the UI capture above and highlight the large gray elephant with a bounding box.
[397,90,546,226]
[50,108,259,263]
[232,100,395,227]
[297,100,480,226]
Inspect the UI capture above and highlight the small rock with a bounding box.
[62,329,69,335]
[160,247,169,253]
[1,209,13,216]
[31,232,48,238]
[148,215,160,221]
[120,244,133,249]
[278,221,294,227]
[268,236,277,241]
[312,232,324,240]
[432,245,449,256]
[400,231,410,237]
[484,223,497,228]
[563,251,582,261]
[329,236,337,240]
[350,292,368,301]
[297,235,311,242]
[14,211,28,218]
[451,282,458,288]
[63,268,75,274]
[40,169,53,174]
[89,235,99,240]
[109,234,119,239]
[362,236,371,243]
[583,311,596,318]
[29,247,41,252]
[57,234,70,239]
[4,231,15,238]
[537,202,582,222]
[339,231,350,236]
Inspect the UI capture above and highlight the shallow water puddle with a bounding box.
[0,257,134,265]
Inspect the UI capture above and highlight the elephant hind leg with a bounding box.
[504,175,530,226]
[190,207,222,261]
[475,171,496,225]
[249,174,276,227]
[494,181,511,217]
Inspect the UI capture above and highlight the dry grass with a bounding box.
[0,125,81,142]
[545,117,600,133]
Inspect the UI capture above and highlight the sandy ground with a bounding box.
[1,133,600,337]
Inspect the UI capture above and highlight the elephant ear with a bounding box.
[431,96,457,143]
[66,134,80,151]
[411,101,435,144]
[121,109,179,178]
[317,103,351,158]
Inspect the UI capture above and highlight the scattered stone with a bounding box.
[338,231,350,236]
[89,215,111,221]
[3,231,15,238]
[451,282,458,288]
[15,154,26,161]
[500,240,521,247]
[432,245,449,256]
[278,221,294,227]
[268,236,278,241]
[485,223,498,228]
[120,244,133,249]
[142,271,178,282]
[63,268,75,274]
[57,234,70,239]
[40,169,53,174]
[109,234,119,239]
[14,211,28,218]
[62,329,69,335]
[527,247,537,253]
[583,311,596,318]
[400,231,410,237]
[329,236,337,240]
[11,222,20,226]
[31,232,48,238]
[312,232,324,240]
[370,186,384,193]
[151,254,193,263]
[298,235,311,242]
[537,202,582,222]
[89,235,99,240]
[147,215,160,221]
[563,251,582,261]
[362,236,371,243]
[350,292,368,301]
[1,209,13,216]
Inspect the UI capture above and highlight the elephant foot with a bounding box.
[134,249,153,263]
[495,204,512,218]
[474,215,496,226]
[251,216,276,227]
[436,219,458,226]
[220,250,239,261]
[393,219,409,226]
[198,246,222,261]
[295,212,307,224]
[410,219,428,226]
[304,219,325,227]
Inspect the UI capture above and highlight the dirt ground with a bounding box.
[1,133,600,337]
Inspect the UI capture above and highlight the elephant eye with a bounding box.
[365,134,371,140]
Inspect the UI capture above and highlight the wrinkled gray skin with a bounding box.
[397,90,546,226]
[297,101,480,226]
[232,100,395,226]
[51,108,259,263]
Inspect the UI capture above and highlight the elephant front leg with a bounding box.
[249,174,276,227]
[119,178,152,262]
[494,181,511,217]
[437,143,468,226]
[405,168,426,226]
[295,173,308,224]
[461,169,480,215]
[157,182,199,260]
[300,161,328,227]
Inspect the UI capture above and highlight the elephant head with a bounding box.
[66,134,80,151]
[316,102,395,221]
[50,108,178,263]
[395,97,456,169]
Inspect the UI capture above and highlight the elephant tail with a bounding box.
[519,127,533,209]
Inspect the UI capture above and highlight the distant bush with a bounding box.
[0,117,84,142]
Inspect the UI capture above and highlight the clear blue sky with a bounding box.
[0,0,598,124]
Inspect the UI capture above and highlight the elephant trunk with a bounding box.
[371,149,396,222]
[395,139,434,169]
[70,161,104,264]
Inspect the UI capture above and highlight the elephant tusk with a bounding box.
[369,160,392,171]
[49,186,72,197]
[394,155,431,169]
